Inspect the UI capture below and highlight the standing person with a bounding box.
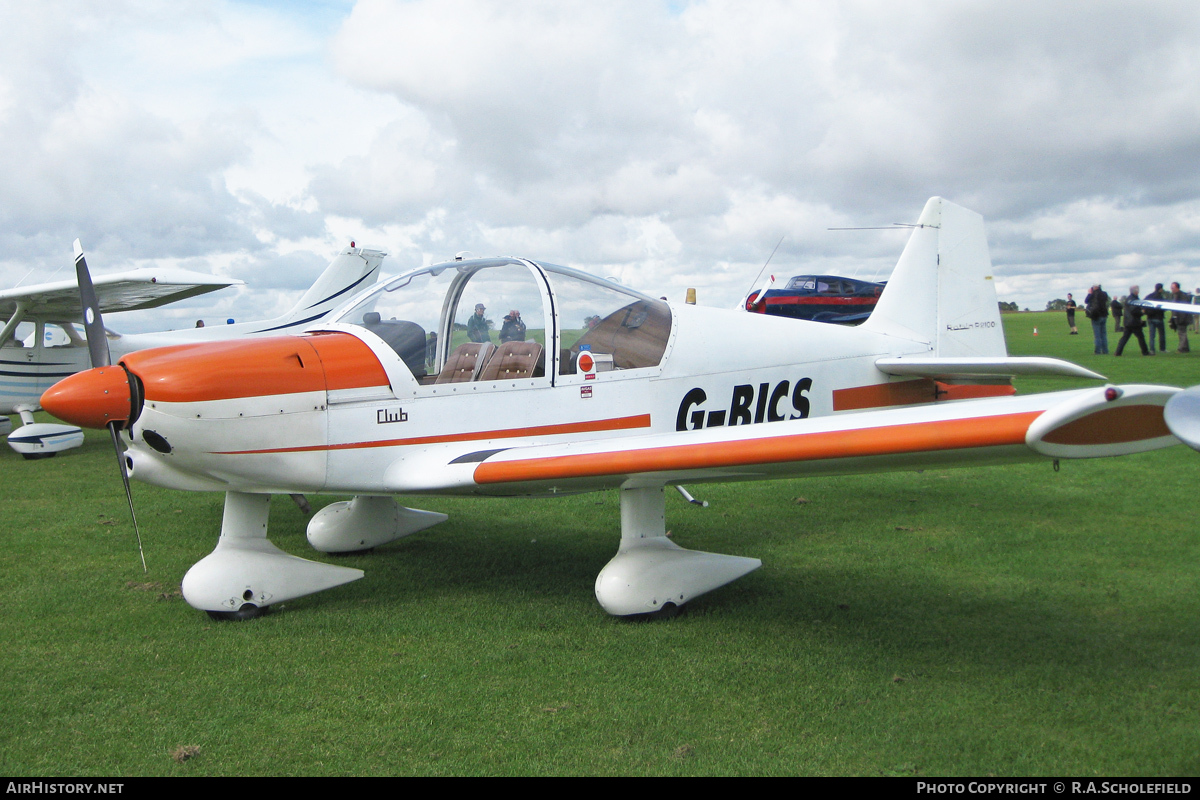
[1084,284,1109,354]
[1193,288,1200,334]
[1065,293,1078,334]
[1111,295,1124,333]
[1144,283,1167,354]
[1169,282,1190,353]
[466,303,490,343]
[1114,286,1150,356]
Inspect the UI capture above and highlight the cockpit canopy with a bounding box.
[335,257,672,386]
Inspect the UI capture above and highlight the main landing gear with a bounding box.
[595,485,761,617]
[183,486,760,620]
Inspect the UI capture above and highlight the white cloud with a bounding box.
[5,0,1200,330]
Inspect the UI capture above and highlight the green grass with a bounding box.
[0,312,1197,775]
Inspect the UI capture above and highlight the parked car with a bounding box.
[745,275,884,324]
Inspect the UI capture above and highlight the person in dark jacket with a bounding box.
[1065,293,1078,334]
[1144,283,1167,354]
[1169,281,1190,353]
[466,303,490,343]
[1084,284,1109,354]
[1111,295,1123,333]
[1114,286,1150,356]
[499,310,527,343]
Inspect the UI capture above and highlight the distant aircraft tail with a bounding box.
[254,245,386,334]
[860,197,1007,359]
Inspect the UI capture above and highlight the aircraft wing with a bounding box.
[384,384,1178,496]
[1130,298,1200,316]
[0,269,242,321]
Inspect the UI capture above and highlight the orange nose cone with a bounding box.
[41,366,132,429]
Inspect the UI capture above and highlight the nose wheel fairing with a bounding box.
[181,492,363,615]
[307,495,448,553]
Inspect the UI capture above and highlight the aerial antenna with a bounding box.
[751,236,785,286]
[740,236,785,311]
[827,223,931,231]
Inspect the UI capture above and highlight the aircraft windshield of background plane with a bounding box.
[337,259,549,384]
[41,322,86,349]
[539,264,671,375]
[7,320,85,350]
[786,277,818,291]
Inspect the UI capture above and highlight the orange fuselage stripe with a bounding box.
[832,380,1015,411]
[212,414,654,455]
[473,411,1043,484]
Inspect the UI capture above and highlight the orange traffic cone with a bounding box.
[1033,327,1039,336]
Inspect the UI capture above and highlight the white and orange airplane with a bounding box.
[42,198,1189,620]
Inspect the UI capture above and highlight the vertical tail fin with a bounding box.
[280,245,386,326]
[861,197,1007,358]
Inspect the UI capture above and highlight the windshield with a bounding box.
[336,258,549,384]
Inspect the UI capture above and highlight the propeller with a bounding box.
[74,239,146,572]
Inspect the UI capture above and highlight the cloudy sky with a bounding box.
[3,0,1200,332]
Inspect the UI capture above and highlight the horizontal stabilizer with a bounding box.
[876,356,1105,380]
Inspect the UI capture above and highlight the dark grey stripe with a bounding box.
[252,312,328,334]
[449,448,511,464]
[303,268,378,311]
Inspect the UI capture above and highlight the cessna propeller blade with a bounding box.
[74,240,146,572]
[74,240,110,370]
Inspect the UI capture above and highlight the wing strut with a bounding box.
[0,300,29,347]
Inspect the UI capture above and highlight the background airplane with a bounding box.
[0,261,238,456]
[6,241,385,458]
[43,197,1189,621]
[744,274,885,323]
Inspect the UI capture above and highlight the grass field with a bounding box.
[1,311,1197,776]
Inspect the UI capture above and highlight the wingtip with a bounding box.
[1164,385,1200,452]
[72,239,83,260]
